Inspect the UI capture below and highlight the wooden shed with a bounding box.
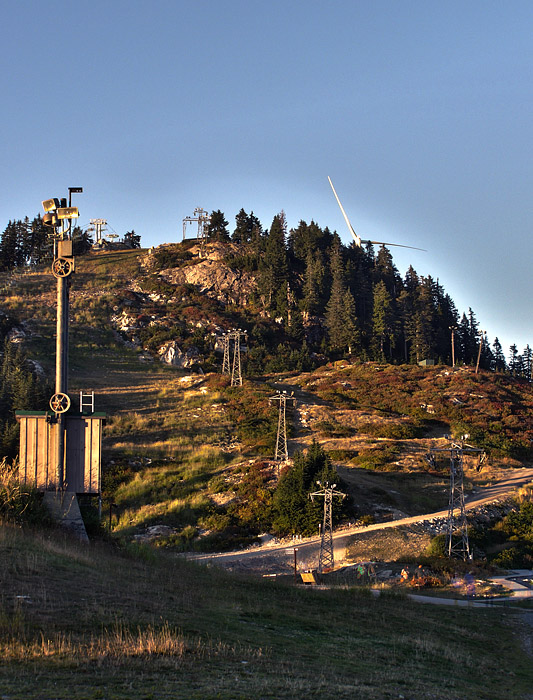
[16,411,105,494]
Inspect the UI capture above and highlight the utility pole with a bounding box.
[449,326,457,367]
[428,438,484,560]
[269,391,295,461]
[475,330,486,374]
[309,481,345,572]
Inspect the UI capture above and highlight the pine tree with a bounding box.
[272,441,339,536]
[232,208,249,243]
[28,215,52,265]
[207,210,230,242]
[372,280,396,360]
[325,239,359,354]
[492,337,507,372]
[258,213,288,313]
[509,344,519,375]
[522,344,532,381]
[123,230,141,248]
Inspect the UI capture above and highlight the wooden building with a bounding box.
[16,411,105,494]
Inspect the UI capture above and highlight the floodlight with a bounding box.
[42,198,60,212]
[43,212,59,227]
[56,207,79,220]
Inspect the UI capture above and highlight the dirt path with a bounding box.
[187,467,533,573]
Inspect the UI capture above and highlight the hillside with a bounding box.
[1,246,532,558]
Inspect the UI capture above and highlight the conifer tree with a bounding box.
[258,213,288,313]
[372,280,396,360]
[207,210,230,242]
[325,238,359,354]
[509,344,519,375]
[522,344,532,381]
[492,337,507,372]
[232,208,249,243]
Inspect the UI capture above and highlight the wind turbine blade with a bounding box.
[363,239,427,252]
[328,176,361,246]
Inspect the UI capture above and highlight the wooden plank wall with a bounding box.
[17,414,103,494]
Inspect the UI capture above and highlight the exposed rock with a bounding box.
[158,341,199,368]
[111,309,139,332]
[7,327,26,343]
[26,359,45,376]
[159,259,256,306]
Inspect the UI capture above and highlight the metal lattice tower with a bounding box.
[182,207,210,251]
[269,391,295,461]
[222,333,231,375]
[231,329,246,386]
[309,481,345,572]
[428,438,484,560]
[221,329,247,386]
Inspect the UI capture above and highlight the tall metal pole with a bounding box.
[55,272,68,489]
[275,395,287,461]
[43,188,81,490]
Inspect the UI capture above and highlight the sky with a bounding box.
[1,1,532,357]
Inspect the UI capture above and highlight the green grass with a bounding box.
[0,524,531,699]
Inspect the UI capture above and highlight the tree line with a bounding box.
[0,217,141,271]
[206,207,530,376]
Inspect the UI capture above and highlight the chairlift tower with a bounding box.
[309,481,345,572]
[89,219,107,244]
[428,437,484,560]
[183,207,210,253]
[269,391,295,461]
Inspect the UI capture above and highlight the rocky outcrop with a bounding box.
[158,341,200,368]
[159,259,256,306]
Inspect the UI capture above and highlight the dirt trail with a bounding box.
[188,467,533,573]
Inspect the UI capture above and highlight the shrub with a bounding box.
[357,421,425,439]
[315,420,354,438]
[492,546,524,569]
[424,534,447,558]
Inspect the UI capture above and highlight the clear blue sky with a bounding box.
[1,1,532,357]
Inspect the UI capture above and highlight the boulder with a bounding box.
[158,341,199,368]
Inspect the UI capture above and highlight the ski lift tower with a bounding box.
[183,207,210,254]
[89,219,107,244]
[309,481,345,572]
[269,390,296,461]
